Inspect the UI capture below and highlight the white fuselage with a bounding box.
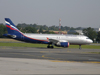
[24,33,93,45]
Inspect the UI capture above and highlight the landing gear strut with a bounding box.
[79,45,81,49]
[47,43,54,48]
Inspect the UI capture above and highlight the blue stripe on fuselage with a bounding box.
[22,36,49,44]
[9,29,49,44]
[14,34,49,44]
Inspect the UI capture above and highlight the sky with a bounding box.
[0,0,100,28]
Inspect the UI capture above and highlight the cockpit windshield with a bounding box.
[86,38,89,39]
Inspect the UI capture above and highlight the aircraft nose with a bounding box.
[89,39,93,43]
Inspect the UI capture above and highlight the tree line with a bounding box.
[0,23,100,42]
[17,23,82,31]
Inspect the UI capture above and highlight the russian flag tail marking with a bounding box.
[5,18,20,34]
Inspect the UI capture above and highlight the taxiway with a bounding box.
[0,47,100,74]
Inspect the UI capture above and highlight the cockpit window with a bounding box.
[86,38,89,39]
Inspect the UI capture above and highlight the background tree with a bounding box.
[39,27,43,33]
[83,27,97,42]
[0,24,7,38]
[43,30,55,34]
[96,31,100,42]
[22,26,37,33]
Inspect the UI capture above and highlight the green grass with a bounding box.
[0,42,100,49]
[0,42,47,48]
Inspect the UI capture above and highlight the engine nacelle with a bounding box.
[55,41,69,47]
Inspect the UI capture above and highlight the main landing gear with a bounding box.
[79,45,81,49]
[47,43,54,48]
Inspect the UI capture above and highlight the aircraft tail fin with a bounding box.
[5,18,20,35]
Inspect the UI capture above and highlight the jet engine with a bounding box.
[55,40,69,47]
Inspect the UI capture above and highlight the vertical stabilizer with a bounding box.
[5,18,20,35]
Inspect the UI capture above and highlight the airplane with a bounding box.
[3,18,93,49]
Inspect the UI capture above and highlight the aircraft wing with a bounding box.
[48,38,68,44]
[49,39,59,44]
[48,38,69,47]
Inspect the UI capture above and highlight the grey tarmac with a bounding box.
[0,47,100,74]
